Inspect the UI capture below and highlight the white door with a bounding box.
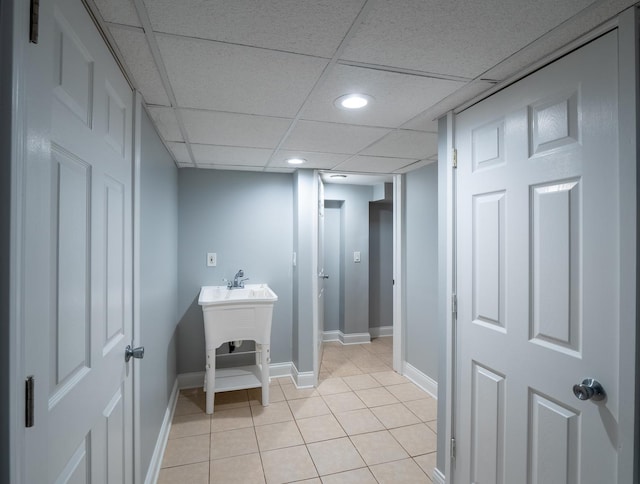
[454,31,628,483]
[22,0,134,481]
[316,177,326,379]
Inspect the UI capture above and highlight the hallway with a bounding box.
[159,337,437,483]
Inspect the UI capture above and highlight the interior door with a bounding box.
[454,31,626,483]
[316,177,326,379]
[23,0,134,481]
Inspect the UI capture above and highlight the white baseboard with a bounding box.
[402,361,438,399]
[340,331,371,345]
[369,325,393,338]
[291,362,315,388]
[144,379,179,484]
[323,330,340,342]
[433,467,446,484]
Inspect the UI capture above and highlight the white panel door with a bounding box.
[455,31,624,483]
[22,0,134,481]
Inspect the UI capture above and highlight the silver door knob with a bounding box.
[125,345,145,362]
[572,378,605,401]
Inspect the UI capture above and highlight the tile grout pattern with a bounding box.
[159,337,437,483]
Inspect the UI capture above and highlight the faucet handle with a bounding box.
[223,278,232,289]
[239,277,249,288]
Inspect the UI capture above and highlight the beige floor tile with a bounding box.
[370,458,430,483]
[333,408,385,436]
[291,479,321,483]
[370,371,409,386]
[385,383,430,402]
[426,420,438,434]
[261,445,318,484]
[157,461,209,484]
[319,467,377,484]
[404,398,438,422]
[168,413,211,440]
[249,385,286,405]
[161,434,210,468]
[210,452,265,484]
[342,374,381,391]
[296,414,346,443]
[355,387,399,408]
[319,371,332,381]
[349,430,409,466]
[255,420,304,451]
[328,363,364,377]
[370,403,420,429]
[210,406,254,433]
[251,401,294,426]
[281,383,320,400]
[354,362,391,373]
[210,426,258,460]
[365,339,393,354]
[322,392,366,413]
[307,437,366,476]
[414,452,437,480]
[213,389,250,410]
[316,377,351,395]
[287,396,331,419]
[174,391,206,417]
[390,424,437,456]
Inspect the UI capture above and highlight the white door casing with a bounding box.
[454,30,632,483]
[21,0,134,481]
[316,177,326,381]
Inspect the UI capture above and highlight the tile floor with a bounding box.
[159,337,438,483]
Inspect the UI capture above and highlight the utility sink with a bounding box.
[198,284,278,414]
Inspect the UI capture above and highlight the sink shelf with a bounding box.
[213,365,264,393]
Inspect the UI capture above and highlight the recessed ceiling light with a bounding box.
[286,157,306,165]
[334,94,372,110]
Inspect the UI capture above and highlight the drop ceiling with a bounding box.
[90,0,635,174]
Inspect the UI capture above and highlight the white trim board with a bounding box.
[432,468,446,484]
[322,330,371,345]
[402,362,438,399]
[369,326,393,338]
[143,379,179,484]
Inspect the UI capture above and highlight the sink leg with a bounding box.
[261,344,270,407]
[205,348,216,414]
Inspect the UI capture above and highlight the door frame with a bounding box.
[442,9,638,482]
[311,171,405,383]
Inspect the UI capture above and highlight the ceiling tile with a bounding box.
[156,35,328,117]
[191,144,273,167]
[166,142,191,164]
[180,110,291,148]
[302,65,463,128]
[269,150,350,170]
[362,130,437,159]
[144,0,365,58]
[394,159,436,174]
[334,155,417,173]
[401,112,439,133]
[282,120,390,154]
[341,0,596,79]
[109,26,170,106]
[95,0,141,27]
[147,107,183,141]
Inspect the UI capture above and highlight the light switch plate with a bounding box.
[354,251,361,263]
[207,253,217,267]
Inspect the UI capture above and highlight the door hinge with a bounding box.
[452,148,458,169]
[452,293,457,318]
[451,437,456,461]
[29,0,39,44]
[25,376,34,428]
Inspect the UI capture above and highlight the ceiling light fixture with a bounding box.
[286,157,306,165]
[334,93,372,110]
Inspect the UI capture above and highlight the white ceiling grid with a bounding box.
[93,0,636,174]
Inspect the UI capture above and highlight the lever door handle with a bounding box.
[125,345,145,362]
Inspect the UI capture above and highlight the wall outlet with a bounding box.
[207,253,217,267]
[353,251,361,263]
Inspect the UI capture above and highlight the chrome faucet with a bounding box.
[227,269,249,289]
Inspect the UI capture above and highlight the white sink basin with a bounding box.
[198,284,278,306]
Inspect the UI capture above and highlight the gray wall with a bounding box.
[292,170,314,372]
[324,183,373,335]
[138,109,179,478]
[0,1,13,481]
[177,169,294,373]
[405,163,439,379]
[369,202,393,329]
[323,202,343,332]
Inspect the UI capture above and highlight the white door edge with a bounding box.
[392,174,404,373]
[311,170,320,385]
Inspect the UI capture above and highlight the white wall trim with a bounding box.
[369,325,393,338]
[143,379,179,484]
[323,330,340,342]
[432,467,446,484]
[402,362,438,399]
[392,174,405,373]
[340,331,371,345]
[292,362,315,388]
